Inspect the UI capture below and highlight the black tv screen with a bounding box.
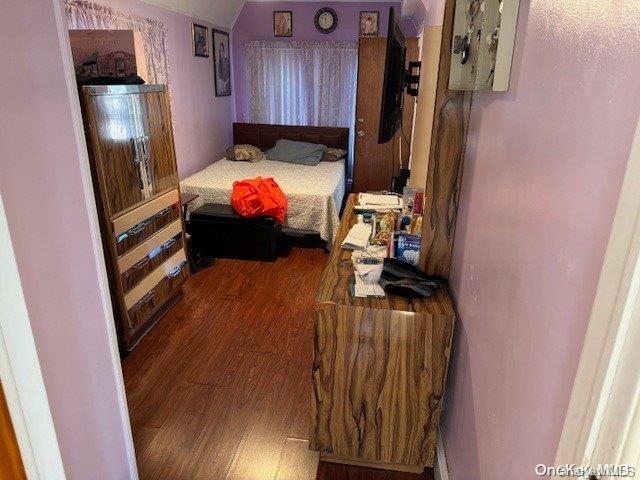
[378,7,406,144]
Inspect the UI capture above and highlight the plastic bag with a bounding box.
[231,177,288,224]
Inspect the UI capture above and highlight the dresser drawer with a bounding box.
[115,203,180,257]
[120,232,183,293]
[125,252,188,332]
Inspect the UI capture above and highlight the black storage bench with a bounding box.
[190,203,281,261]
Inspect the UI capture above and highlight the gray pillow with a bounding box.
[265,139,327,166]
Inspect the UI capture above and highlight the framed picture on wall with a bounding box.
[192,23,209,57]
[274,11,293,37]
[359,11,380,37]
[213,29,231,96]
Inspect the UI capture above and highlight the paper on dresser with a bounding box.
[358,193,401,206]
[341,223,372,250]
[353,273,386,298]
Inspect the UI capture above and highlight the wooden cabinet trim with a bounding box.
[113,189,179,236]
[123,249,186,309]
[117,219,182,272]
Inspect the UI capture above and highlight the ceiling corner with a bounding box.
[139,0,246,29]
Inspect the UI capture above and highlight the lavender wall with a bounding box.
[96,0,235,177]
[1,0,133,478]
[1,0,237,477]
[443,1,640,479]
[232,1,402,122]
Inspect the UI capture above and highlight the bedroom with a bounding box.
[63,1,441,478]
[3,1,640,480]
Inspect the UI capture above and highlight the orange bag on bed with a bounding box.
[231,177,288,224]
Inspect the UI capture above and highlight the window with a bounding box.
[245,41,358,130]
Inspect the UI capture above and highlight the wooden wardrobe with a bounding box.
[80,85,189,351]
[352,37,419,193]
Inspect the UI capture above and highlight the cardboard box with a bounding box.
[69,30,148,82]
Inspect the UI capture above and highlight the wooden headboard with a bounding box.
[233,123,349,152]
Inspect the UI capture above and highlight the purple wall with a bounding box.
[443,1,640,479]
[1,0,237,477]
[232,1,402,122]
[1,1,133,477]
[95,0,235,177]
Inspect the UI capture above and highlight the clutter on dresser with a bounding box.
[340,222,372,250]
[343,188,428,298]
[354,192,403,211]
[371,210,397,246]
[391,232,421,266]
[311,193,455,471]
[380,258,445,298]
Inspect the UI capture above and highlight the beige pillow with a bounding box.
[321,148,347,162]
[226,144,265,162]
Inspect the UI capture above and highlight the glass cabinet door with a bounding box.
[140,90,179,196]
[89,92,148,217]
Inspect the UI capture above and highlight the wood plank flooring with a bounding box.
[123,248,433,480]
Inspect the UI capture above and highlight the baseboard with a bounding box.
[434,428,450,480]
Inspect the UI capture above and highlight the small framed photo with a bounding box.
[192,23,209,57]
[274,11,293,37]
[213,29,231,97]
[359,11,380,37]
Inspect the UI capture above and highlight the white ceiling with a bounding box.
[139,0,244,27]
[140,0,428,28]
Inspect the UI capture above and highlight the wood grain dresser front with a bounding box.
[80,85,189,351]
[310,194,456,473]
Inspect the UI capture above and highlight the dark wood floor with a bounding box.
[123,247,433,480]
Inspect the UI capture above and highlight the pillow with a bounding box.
[226,144,265,163]
[265,139,327,166]
[321,148,347,162]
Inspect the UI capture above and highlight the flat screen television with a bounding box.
[378,7,407,144]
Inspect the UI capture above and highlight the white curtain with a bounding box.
[64,0,170,85]
[246,41,357,129]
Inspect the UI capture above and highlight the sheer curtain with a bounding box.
[245,41,357,129]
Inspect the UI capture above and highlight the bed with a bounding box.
[180,123,349,243]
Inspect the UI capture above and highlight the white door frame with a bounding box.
[555,116,640,473]
[0,192,66,480]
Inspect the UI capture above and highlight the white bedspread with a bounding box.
[180,158,345,243]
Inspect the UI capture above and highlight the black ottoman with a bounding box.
[190,203,281,261]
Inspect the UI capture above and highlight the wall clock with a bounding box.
[315,7,338,34]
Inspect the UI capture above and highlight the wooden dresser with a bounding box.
[80,85,189,351]
[310,194,455,473]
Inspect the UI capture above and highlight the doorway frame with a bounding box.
[0,191,66,480]
[555,117,640,470]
